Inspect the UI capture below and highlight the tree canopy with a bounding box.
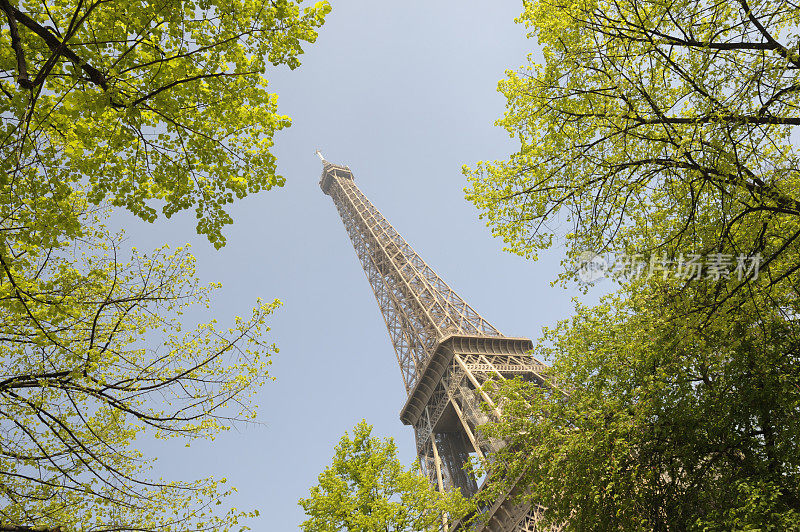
[1,0,330,247]
[299,421,470,532]
[465,0,800,528]
[466,0,800,293]
[0,203,282,530]
[0,0,330,528]
[477,285,800,530]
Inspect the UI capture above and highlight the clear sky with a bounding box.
[110,1,604,530]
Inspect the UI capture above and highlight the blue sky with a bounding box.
[112,1,605,529]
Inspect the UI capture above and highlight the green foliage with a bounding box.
[465,0,800,528]
[299,421,471,532]
[465,0,800,283]
[478,287,800,530]
[0,203,282,530]
[1,0,330,247]
[0,0,330,527]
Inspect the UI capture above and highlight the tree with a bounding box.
[465,0,800,308]
[477,286,800,530]
[299,421,471,532]
[463,0,800,528]
[1,0,330,247]
[0,0,330,528]
[0,203,281,530]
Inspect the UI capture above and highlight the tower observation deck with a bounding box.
[319,155,552,531]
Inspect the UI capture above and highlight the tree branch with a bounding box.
[0,0,31,88]
[7,3,108,89]
[0,524,64,531]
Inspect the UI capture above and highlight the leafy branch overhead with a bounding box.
[0,203,283,530]
[465,0,800,529]
[466,0,800,278]
[0,0,331,247]
[0,0,329,528]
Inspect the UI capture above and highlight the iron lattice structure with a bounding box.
[319,156,551,531]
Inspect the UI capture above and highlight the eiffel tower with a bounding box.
[318,153,550,531]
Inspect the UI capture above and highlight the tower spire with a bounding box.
[320,159,550,531]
